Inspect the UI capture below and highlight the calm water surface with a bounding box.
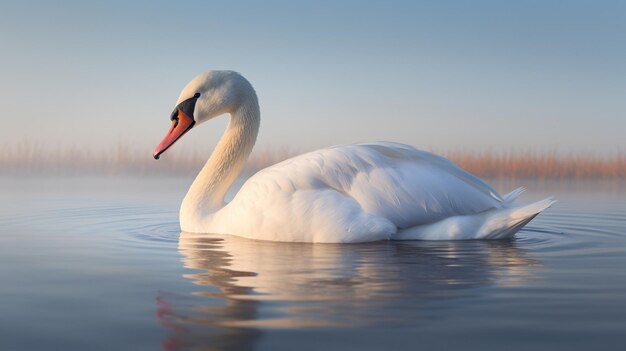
[1,177,625,350]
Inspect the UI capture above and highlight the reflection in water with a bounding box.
[158,233,538,350]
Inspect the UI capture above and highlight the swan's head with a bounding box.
[153,70,255,159]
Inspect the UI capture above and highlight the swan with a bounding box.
[153,70,555,243]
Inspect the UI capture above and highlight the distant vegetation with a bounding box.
[441,149,625,180]
[1,142,624,180]
[0,141,297,176]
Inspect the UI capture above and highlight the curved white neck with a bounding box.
[181,99,260,222]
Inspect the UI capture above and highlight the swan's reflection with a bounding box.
[158,233,538,350]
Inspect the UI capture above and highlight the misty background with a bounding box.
[1,0,625,160]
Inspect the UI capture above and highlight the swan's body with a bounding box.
[154,71,554,243]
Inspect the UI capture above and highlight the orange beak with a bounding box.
[153,109,195,159]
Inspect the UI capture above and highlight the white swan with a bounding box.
[153,71,555,243]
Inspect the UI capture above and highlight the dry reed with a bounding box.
[441,149,625,180]
[1,141,624,180]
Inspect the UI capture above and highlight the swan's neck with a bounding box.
[181,99,259,220]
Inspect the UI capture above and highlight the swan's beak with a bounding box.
[153,109,195,159]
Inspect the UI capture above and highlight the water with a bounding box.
[1,177,625,351]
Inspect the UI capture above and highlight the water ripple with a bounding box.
[6,203,181,245]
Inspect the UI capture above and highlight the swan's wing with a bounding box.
[231,142,504,233]
[323,142,504,227]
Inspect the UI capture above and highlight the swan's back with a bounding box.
[214,142,508,242]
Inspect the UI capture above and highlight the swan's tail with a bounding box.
[479,197,557,239]
[394,197,556,240]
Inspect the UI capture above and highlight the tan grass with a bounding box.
[1,142,624,180]
[441,149,625,180]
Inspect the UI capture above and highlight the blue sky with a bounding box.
[1,0,625,155]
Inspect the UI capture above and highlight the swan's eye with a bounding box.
[194,93,201,98]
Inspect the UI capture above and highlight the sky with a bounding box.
[1,0,625,156]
